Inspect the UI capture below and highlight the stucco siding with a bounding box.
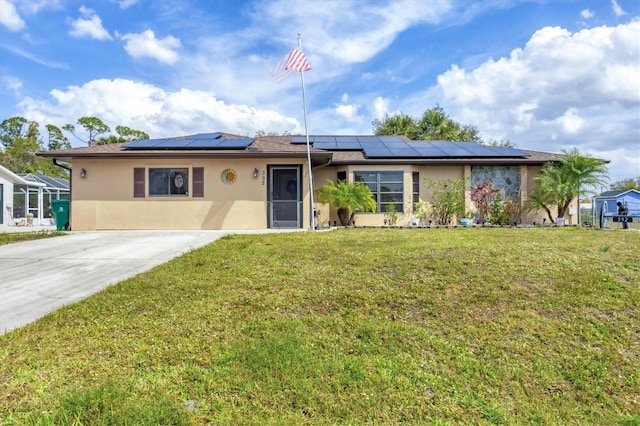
[70,157,308,230]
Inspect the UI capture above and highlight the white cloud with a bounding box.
[2,74,23,95]
[372,96,390,119]
[554,109,585,134]
[427,19,640,181]
[17,78,303,139]
[18,0,62,14]
[69,6,112,40]
[335,104,361,122]
[0,0,26,31]
[611,0,627,17]
[112,0,139,9]
[580,9,595,19]
[2,43,69,69]
[120,29,181,64]
[252,0,451,64]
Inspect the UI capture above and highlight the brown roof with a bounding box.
[38,135,333,164]
[37,133,572,166]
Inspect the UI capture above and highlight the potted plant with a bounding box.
[413,200,430,226]
[384,203,399,226]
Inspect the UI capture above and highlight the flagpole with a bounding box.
[297,33,315,231]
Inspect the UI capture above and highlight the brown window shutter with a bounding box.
[192,167,204,197]
[134,168,145,198]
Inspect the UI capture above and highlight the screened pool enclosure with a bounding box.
[13,174,70,225]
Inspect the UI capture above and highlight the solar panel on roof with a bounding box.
[124,134,252,150]
[313,136,336,143]
[124,138,163,149]
[433,142,476,157]
[313,141,338,150]
[190,132,222,140]
[362,144,393,158]
[412,143,449,157]
[357,136,383,144]
[156,139,194,148]
[490,147,528,157]
[455,143,491,155]
[291,136,312,144]
[217,138,254,148]
[385,143,420,157]
[185,139,222,148]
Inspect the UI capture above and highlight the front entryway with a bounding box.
[268,166,302,228]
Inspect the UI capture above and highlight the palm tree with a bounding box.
[527,149,609,221]
[524,184,555,223]
[372,113,418,139]
[315,180,377,226]
[417,106,480,141]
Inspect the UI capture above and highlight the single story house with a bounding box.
[38,132,572,230]
[593,189,640,228]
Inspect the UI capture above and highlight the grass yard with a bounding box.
[0,231,65,245]
[1,228,639,425]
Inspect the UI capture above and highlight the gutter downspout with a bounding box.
[52,159,72,229]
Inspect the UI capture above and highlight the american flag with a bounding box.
[272,48,311,82]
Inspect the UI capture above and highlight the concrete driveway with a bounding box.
[0,230,289,334]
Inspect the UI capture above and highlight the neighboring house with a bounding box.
[593,189,640,228]
[0,165,47,226]
[38,132,572,231]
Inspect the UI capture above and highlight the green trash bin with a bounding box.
[51,199,70,230]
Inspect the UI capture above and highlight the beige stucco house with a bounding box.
[38,132,568,230]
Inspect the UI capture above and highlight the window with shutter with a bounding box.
[134,168,145,198]
[193,167,204,197]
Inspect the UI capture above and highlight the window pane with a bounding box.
[149,168,189,197]
[380,193,403,203]
[379,183,403,193]
[354,172,376,183]
[379,171,403,181]
[354,170,404,213]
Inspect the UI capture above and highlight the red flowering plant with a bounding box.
[470,180,500,225]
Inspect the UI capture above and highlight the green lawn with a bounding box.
[0,230,65,245]
[1,228,639,425]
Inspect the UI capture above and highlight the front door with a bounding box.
[268,166,302,228]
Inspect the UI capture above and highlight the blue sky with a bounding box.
[1,0,638,183]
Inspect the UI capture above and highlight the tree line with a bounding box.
[0,116,148,177]
[373,105,514,147]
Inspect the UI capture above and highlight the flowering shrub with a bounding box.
[470,180,500,224]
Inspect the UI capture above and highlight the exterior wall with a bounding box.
[70,158,562,230]
[520,165,578,225]
[71,157,310,230]
[314,164,466,227]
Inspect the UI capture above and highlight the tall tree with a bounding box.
[416,106,480,141]
[373,106,481,141]
[114,125,149,142]
[372,113,418,139]
[45,124,71,150]
[610,177,640,191]
[63,117,110,146]
[0,116,66,176]
[0,116,36,147]
[96,126,150,145]
[526,148,609,220]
